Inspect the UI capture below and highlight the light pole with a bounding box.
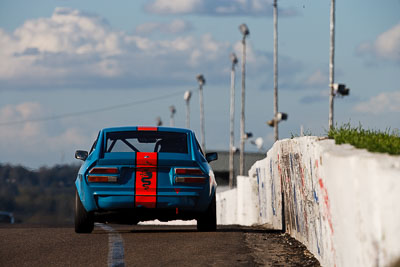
[197,74,206,153]
[169,105,176,127]
[328,1,349,127]
[156,116,162,126]
[184,90,192,129]
[273,0,279,141]
[328,0,335,129]
[239,23,249,176]
[229,53,238,188]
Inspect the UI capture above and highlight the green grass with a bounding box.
[328,123,400,155]
[290,129,313,138]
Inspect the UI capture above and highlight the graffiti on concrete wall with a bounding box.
[255,158,278,225]
[255,166,268,223]
[244,137,400,267]
[251,155,282,229]
[270,159,277,217]
[277,147,336,264]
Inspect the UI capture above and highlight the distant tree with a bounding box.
[0,163,80,224]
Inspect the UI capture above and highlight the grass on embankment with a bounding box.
[328,124,400,155]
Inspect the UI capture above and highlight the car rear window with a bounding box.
[105,131,188,154]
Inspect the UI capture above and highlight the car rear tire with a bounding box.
[197,195,217,232]
[75,191,94,233]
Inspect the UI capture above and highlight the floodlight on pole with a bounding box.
[197,74,206,153]
[239,24,250,36]
[333,83,350,96]
[244,132,253,139]
[169,105,176,127]
[267,112,288,127]
[276,112,288,121]
[229,52,238,188]
[254,137,264,150]
[184,90,192,129]
[239,23,249,176]
[250,137,264,151]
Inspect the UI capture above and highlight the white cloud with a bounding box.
[0,7,124,85]
[135,19,193,35]
[300,90,329,104]
[357,22,400,63]
[15,7,120,56]
[0,7,288,90]
[0,8,239,89]
[305,70,328,87]
[0,102,43,139]
[145,0,296,16]
[0,7,303,91]
[0,101,91,167]
[233,40,271,68]
[354,91,400,114]
[145,0,203,14]
[47,128,88,150]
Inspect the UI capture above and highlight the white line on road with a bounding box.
[96,223,125,267]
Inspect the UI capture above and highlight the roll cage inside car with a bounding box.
[104,131,188,154]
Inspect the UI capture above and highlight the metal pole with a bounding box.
[273,0,279,141]
[239,36,246,176]
[199,85,205,152]
[197,75,206,153]
[184,90,192,129]
[329,0,335,129]
[229,53,238,188]
[169,105,176,127]
[196,74,206,153]
[186,100,190,128]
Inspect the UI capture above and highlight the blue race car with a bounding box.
[74,126,218,233]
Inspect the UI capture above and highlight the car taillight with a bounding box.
[174,168,206,184]
[175,168,204,175]
[89,167,119,174]
[88,167,119,183]
[87,175,118,182]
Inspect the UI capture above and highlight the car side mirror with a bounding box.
[75,150,88,161]
[206,152,218,163]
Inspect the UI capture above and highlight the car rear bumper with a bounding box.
[94,194,201,210]
[76,176,216,220]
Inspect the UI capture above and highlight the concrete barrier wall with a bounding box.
[216,175,268,226]
[216,143,282,229]
[247,150,282,230]
[216,136,400,267]
[216,187,238,225]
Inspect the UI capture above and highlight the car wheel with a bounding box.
[75,191,94,233]
[197,195,217,232]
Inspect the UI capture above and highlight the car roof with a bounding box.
[101,126,192,134]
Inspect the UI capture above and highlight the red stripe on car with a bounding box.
[137,127,158,131]
[135,152,158,208]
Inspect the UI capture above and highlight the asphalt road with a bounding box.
[0,224,320,266]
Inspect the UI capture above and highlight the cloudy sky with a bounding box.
[0,0,399,169]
